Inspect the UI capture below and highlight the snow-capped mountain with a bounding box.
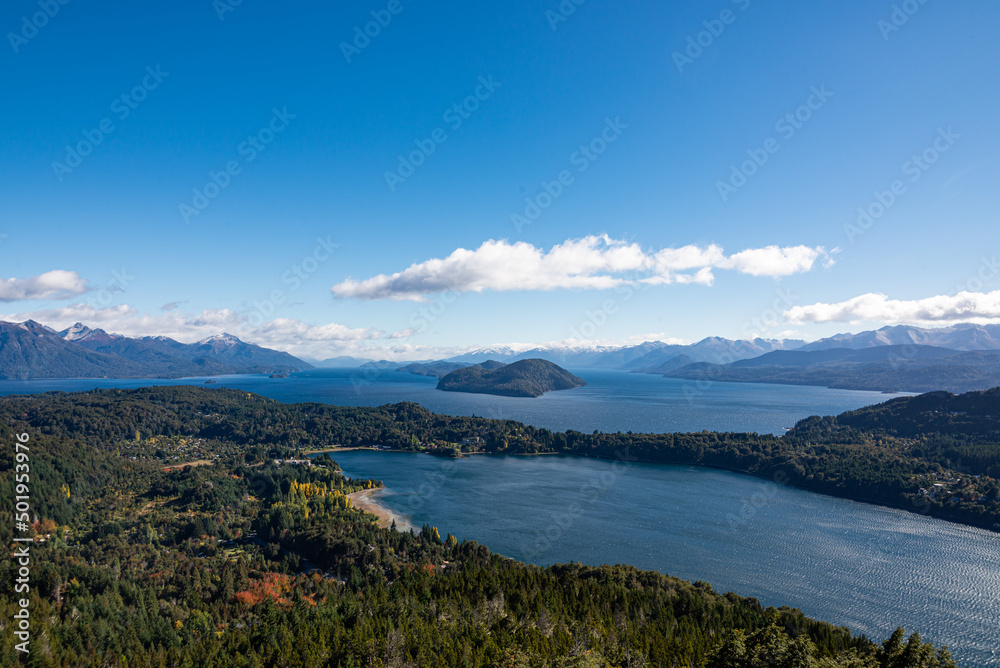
[0,321,312,380]
[442,337,807,370]
[799,324,1000,352]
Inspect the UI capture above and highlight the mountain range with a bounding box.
[661,345,1000,394]
[5,320,1000,390]
[0,321,312,380]
[440,337,806,369]
[796,323,1000,351]
[441,324,1000,370]
[410,324,1000,394]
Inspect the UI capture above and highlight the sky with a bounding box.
[1,0,999,361]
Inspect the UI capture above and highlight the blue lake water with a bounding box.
[0,368,910,436]
[332,451,1000,668]
[3,369,990,664]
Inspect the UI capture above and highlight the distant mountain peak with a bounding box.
[199,332,244,345]
[800,322,1000,352]
[60,322,121,344]
[21,319,58,335]
[61,322,92,340]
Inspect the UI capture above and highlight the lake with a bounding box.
[4,369,987,663]
[0,368,910,436]
[332,450,1000,668]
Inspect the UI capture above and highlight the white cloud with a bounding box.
[672,267,716,286]
[2,303,137,323]
[331,236,831,301]
[651,244,726,272]
[254,318,384,343]
[389,328,417,339]
[0,270,89,302]
[785,290,1000,325]
[719,245,828,277]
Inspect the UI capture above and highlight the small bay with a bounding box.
[333,451,1000,668]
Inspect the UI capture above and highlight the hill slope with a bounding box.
[790,386,1000,443]
[4,384,949,666]
[661,346,1000,393]
[0,320,146,379]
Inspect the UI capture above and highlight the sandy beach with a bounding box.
[347,488,417,533]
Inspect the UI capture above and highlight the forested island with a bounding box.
[398,359,506,378]
[0,386,980,666]
[437,359,587,397]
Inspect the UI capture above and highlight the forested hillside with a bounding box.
[3,385,998,530]
[0,387,966,666]
[661,349,1000,394]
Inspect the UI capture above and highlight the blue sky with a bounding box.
[1,0,998,360]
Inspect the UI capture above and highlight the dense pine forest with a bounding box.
[0,386,980,666]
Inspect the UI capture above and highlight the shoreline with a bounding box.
[347,487,417,533]
[305,446,414,455]
[340,448,1000,536]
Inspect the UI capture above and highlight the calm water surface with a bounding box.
[0,368,909,436]
[332,451,1000,668]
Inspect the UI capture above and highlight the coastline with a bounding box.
[346,448,1000,536]
[347,487,417,533]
